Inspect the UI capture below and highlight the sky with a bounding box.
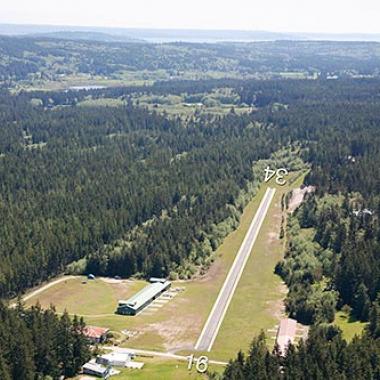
[1,0,379,34]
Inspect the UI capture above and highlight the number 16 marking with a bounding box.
[187,355,209,373]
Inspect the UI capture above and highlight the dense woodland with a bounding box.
[0,78,380,299]
[1,36,380,84]
[0,89,281,296]
[0,302,90,379]
[261,79,380,325]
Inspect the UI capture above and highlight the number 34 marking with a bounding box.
[264,166,289,186]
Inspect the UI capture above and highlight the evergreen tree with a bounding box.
[353,283,371,321]
[368,293,380,338]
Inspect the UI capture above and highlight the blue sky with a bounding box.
[1,0,379,33]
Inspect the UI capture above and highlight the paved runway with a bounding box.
[195,187,276,352]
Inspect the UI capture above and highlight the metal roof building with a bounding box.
[116,281,171,315]
[82,361,110,379]
[149,277,167,283]
[97,352,131,366]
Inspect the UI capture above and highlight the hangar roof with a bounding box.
[118,281,171,311]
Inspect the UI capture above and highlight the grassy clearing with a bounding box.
[109,357,224,380]
[137,101,251,119]
[78,98,126,107]
[25,277,146,315]
[334,311,366,341]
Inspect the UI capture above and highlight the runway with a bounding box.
[194,187,276,352]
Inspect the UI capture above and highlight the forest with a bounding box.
[0,78,379,303]
[1,35,380,86]
[0,88,281,296]
[0,302,90,379]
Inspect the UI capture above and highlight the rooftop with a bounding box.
[83,325,109,339]
[149,277,167,283]
[83,361,108,375]
[98,352,131,363]
[118,281,171,311]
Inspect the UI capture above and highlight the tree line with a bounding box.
[221,321,380,380]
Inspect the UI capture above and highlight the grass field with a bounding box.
[12,72,155,92]
[73,357,224,380]
[25,172,306,363]
[78,98,126,107]
[111,357,224,380]
[25,277,146,315]
[333,311,366,341]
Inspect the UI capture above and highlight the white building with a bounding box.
[97,352,131,367]
[82,361,110,378]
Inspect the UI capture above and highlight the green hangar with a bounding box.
[116,280,171,315]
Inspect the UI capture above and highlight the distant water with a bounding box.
[69,85,106,91]
[143,37,260,43]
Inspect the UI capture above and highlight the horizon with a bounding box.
[1,0,379,34]
[2,22,380,43]
[2,22,380,36]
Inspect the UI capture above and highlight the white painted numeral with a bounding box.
[264,166,276,182]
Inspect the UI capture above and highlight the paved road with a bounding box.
[103,346,228,366]
[195,187,276,352]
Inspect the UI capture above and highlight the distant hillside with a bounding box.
[1,23,380,42]
[27,30,144,43]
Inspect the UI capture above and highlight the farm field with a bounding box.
[11,71,157,92]
[24,172,305,361]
